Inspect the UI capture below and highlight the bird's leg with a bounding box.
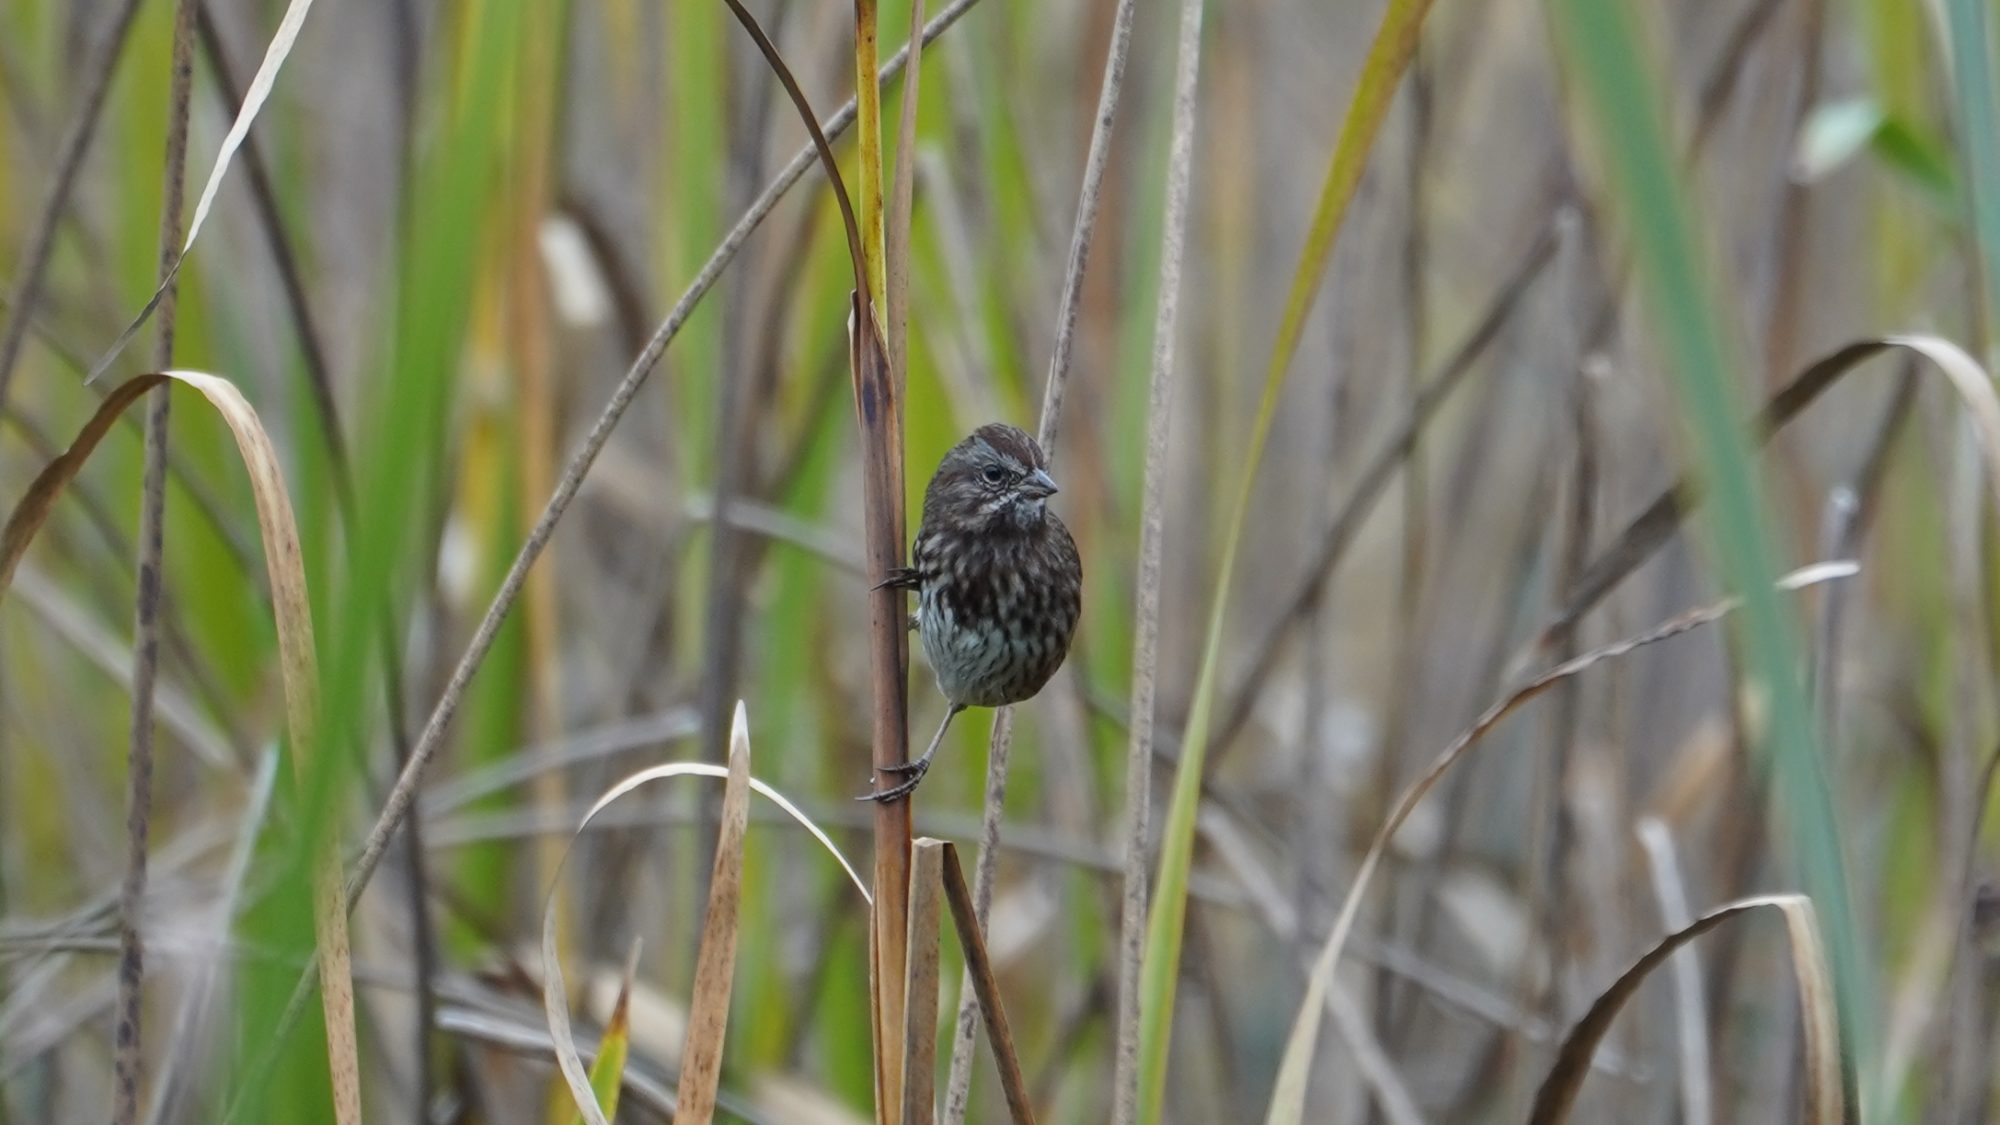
[884,704,962,776]
[860,704,964,803]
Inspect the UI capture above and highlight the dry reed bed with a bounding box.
[1,0,1996,1121]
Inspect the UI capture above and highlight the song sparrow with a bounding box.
[864,423,1082,802]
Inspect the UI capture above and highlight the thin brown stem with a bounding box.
[0,0,145,413]
[1206,208,1564,771]
[1373,43,1433,1059]
[1110,0,1201,1116]
[1032,0,1136,455]
[942,843,1037,1125]
[943,0,1136,1107]
[942,705,1012,1124]
[115,0,197,1118]
[1540,339,1909,649]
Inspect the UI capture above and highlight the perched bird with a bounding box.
[865,423,1082,802]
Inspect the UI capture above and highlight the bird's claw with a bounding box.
[857,758,930,803]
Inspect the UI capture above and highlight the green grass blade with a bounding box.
[1947,0,2000,329]
[571,941,639,1125]
[855,0,887,306]
[1546,0,1866,1108]
[1132,0,1435,1120]
[227,0,528,1116]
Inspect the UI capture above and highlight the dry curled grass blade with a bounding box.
[1546,333,2000,647]
[1261,563,1858,1124]
[1528,895,1840,1124]
[0,369,360,1124]
[541,757,868,1125]
[674,701,754,1125]
[0,374,160,591]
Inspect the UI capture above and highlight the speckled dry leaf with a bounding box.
[674,702,754,1125]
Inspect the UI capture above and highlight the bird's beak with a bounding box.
[1022,468,1059,498]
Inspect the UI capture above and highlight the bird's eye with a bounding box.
[981,465,1007,485]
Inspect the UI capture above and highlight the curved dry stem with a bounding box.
[1527,895,1839,1124]
[1543,335,2000,650]
[1261,564,1857,1123]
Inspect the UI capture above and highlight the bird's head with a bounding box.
[928,423,1059,534]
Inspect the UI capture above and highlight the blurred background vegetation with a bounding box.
[0,0,1997,1120]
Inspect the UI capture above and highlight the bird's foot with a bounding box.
[857,758,930,803]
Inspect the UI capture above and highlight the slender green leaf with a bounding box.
[571,942,639,1125]
[1947,0,2000,328]
[1133,0,1436,1119]
[1547,0,1866,1106]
